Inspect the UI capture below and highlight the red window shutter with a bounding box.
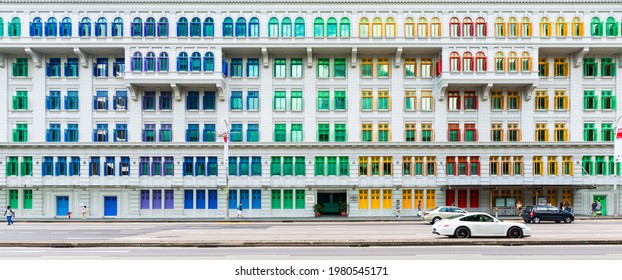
[483,57,488,71]
[474,128,478,141]
[458,56,462,71]
[446,189,455,206]
[483,23,488,36]
[458,190,468,208]
[457,94,461,110]
[470,189,479,208]
[474,95,478,109]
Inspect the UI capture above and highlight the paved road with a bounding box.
[0,220,620,246]
[0,245,619,259]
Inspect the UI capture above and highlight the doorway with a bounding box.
[56,196,69,216]
[104,196,118,216]
[317,191,347,215]
[593,195,607,216]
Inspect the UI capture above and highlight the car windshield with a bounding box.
[447,214,465,220]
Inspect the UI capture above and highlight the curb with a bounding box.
[3,239,622,248]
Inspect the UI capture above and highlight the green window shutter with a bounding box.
[23,189,33,209]
[295,157,305,176]
[594,62,599,77]
[12,129,17,142]
[270,156,281,176]
[271,190,281,209]
[314,157,325,176]
[9,190,18,209]
[12,96,17,110]
[295,190,305,209]
[613,96,617,109]
[283,189,293,209]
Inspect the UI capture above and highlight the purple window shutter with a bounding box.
[158,94,163,110]
[153,190,162,209]
[142,129,146,141]
[140,190,150,209]
[164,190,174,209]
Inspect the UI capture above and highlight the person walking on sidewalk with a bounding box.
[4,206,14,225]
[417,201,422,218]
[591,201,597,216]
[237,202,244,218]
[81,206,88,220]
[596,200,602,216]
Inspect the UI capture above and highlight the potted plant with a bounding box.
[313,203,324,217]
[339,202,348,217]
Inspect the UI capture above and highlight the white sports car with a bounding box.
[432,212,531,239]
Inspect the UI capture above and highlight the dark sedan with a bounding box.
[521,205,574,223]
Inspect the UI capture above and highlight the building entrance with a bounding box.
[594,195,607,216]
[317,191,347,215]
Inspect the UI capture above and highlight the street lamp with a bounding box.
[612,115,622,216]
[218,120,230,220]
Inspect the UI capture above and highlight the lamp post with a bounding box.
[612,115,622,216]
[219,120,230,221]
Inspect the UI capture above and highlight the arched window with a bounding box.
[158,18,168,37]
[508,51,518,71]
[294,17,305,37]
[190,52,201,71]
[0,18,4,37]
[314,17,324,37]
[404,17,415,37]
[281,17,292,37]
[326,17,337,37]
[431,17,441,37]
[111,17,122,37]
[145,52,156,71]
[475,17,487,37]
[385,17,396,37]
[539,17,551,37]
[418,17,428,37]
[222,17,233,37]
[372,17,382,37]
[556,17,567,37]
[177,17,188,37]
[495,17,505,36]
[591,17,602,36]
[235,17,246,37]
[508,17,518,37]
[521,17,532,36]
[462,17,473,37]
[203,17,214,37]
[132,17,143,37]
[131,52,142,71]
[190,17,201,37]
[521,51,531,71]
[158,52,169,71]
[79,17,91,37]
[572,17,584,37]
[268,17,279,37]
[463,52,473,71]
[359,17,370,37]
[449,17,460,37]
[495,51,506,71]
[30,17,43,36]
[449,52,461,71]
[606,17,618,36]
[144,17,156,37]
[340,17,350,37]
[95,17,107,37]
[45,17,57,36]
[203,52,214,71]
[8,17,21,37]
[475,52,487,71]
[249,17,259,37]
[177,52,188,71]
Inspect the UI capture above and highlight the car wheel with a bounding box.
[507,227,523,238]
[564,217,572,223]
[533,217,541,224]
[455,227,470,239]
[523,219,531,223]
[432,217,441,224]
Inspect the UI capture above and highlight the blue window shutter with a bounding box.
[113,97,117,110]
[176,59,180,71]
[185,129,190,141]
[92,96,97,110]
[113,129,117,142]
[92,63,97,76]
[105,98,109,110]
[45,96,51,110]
[45,129,51,142]
[92,129,97,141]
[46,63,51,76]
[64,129,68,142]
[64,96,69,110]
[54,162,60,176]
[76,97,80,110]
[104,130,109,142]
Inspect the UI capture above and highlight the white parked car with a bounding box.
[432,212,532,239]
[423,206,467,224]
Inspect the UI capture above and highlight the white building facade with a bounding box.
[0,0,621,218]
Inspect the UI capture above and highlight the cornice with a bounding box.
[1,0,622,4]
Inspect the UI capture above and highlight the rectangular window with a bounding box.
[602,123,614,141]
[420,59,432,77]
[295,157,305,176]
[535,123,549,142]
[160,124,172,142]
[291,124,303,142]
[231,58,243,77]
[290,58,303,78]
[464,123,477,142]
[46,91,61,110]
[13,58,28,77]
[421,123,433,142]
[582,156,593,175]
[186,124,199,142]
[94,90,108,110]
[377,90,390,110]
[334,123,346,142]
[562,156,573,175]
[13,123,28,142]
[595,156,605,175]
[403,157,412,176]
[584,58,597,77]
[274,124,286,142]
[382,156,393,176]
[251,157,261,176]
[446,157,456,176]
[361,90,373,111]
[426,156,436,175]
[291,90,303,111]
[490,156,499,175]
[203,124,216,142]
[421,91,433,111]
[464,92,477,110]
[230,124,243,142]
[186,91,199,110]
[491,92,503,110]
[513,156,523,175]
[361,58,373,77]
[491,123,503,142]
[334,58,346,77]
[271,190,281,209]
[535,91,548,110]
[601,58,616,77]
[164,157,174,176]
[339,157,349,176]
[334,90,346,110]
[270,156,282,176]
[371,157,380,175]
[507,92,520,110]
[378,124,390,142]
[114,124,128,142]
[548,156,558,176]
[160,92,172,110]
[358,157,368,176]
[140,157,150,176]
[247,58,259,77]
[204,91,216,110]
[554,90,568,110]
[42,157,54,176]
[554,58,568,77]
[274,58,286,77]
[228,157,237,176]
[533,156,543,176]
[362,124,373,142]
[470,157,480,176]
[405,58,417,77]
[377,58,390,77]
[143,92,156,110]
[230,91,243,110]
[602,90,616,110]
[318,124,330,142]
[113,91,127,110]
[554,123,568,142]
[208,157,219,176]
[538,58,549,77]
[584,123,597,141]
[405,123,417,142]
[47,58,61,77]
[69,157,80,176]
[317,91,330,110]
[317,58,330,78]
[65,58,79,77]
[315,157,326,176]
[448,123,460,142]
[501,156,511,175]
[584,90,597,110]
[404,91,416,111]
[13,91,28,110]
[152,157,162,176]
[273,91,286,111]
[508,123,521,142]
[247,124,259,142]
[89,157,100,176]
[448,92,460,110]
[46,123,61,142]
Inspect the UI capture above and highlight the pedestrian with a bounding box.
[591,201,597,216]
[81,206,87,220]
[596,200,602,216]
[237,202,244,218]
[516,201,523,216]
[417,201,422,217]
[564,201,571,213]
[3,206,14,225]
[559,202,564,211]
[396,200,401,219]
